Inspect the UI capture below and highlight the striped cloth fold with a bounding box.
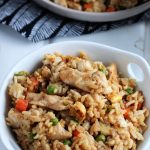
[0,0,150,42]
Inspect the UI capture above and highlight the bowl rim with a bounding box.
[0,41,150,150]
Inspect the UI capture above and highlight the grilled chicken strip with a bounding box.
[27,92,73,111]
[107,63,118,84]
[48,123,72,140]
[70,102,86,122]
[107,63,120,93]
[59,68,112,94]
[53,140,71,150]
[71,131,97,150]
[7,108,26,128]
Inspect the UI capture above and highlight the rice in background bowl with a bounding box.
[0,41,150,150]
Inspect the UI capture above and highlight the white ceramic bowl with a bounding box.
[33,0,150,22]
[0,41,150,150]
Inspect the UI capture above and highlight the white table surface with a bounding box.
[0,21,149,149]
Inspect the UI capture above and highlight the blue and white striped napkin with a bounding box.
[0,0,150,42]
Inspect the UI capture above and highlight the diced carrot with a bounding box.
[106,6,116,12]
[30,77,39,87]
[137,102,143,110]
[83,3,93,10]
[15,99,28,112]
[73,129,80,137]
[28,77,39,92]
[123,108,130,119]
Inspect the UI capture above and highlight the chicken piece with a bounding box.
[90,119,101,135]
[128,122,144,141]
[67,1,82,10]
[27,92,73,111]
[48,123,72,140]
[6,108,46,129]
[41,66,51,78]
[60,68,97,92]
[59,68,112,94]
[96,141,111,150]
[53,140,71,150]
[14,75,27,85]
[119,0,138,8]
[93,0,106,12]
[78,51,89,60]
[70,102,86,122]
[109,0,120,5]
[90,120,112,136]
[107,64,120,93]
[72,131,97,150]
[41,138,51,150]
[107,63,118,83]
[6,108,30,128]
[54,0,68,7]
[9,82,25,99]
[70,59,93,72]
[76,125,86,133]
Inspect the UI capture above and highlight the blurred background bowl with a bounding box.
[33,0,150,22]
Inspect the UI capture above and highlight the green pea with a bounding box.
[99,68,108,74]
[95,134,106,142]
[50,118,59,126]
[29,132,36,141]
[47,85,58,94]
[63,101,69,106]
[71,118,79,124]
[15,71,29,76]
[125,87,133,95]
[63,139,72,146]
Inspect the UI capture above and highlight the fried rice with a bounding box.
[6,52,149,150]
